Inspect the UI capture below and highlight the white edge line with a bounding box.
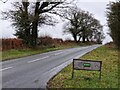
[0,67,13,72]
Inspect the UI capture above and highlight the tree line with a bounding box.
[106,1,120,50]
[2,0,105,48]
[59,6,104,43]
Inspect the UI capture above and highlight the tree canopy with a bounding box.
[61,6,104,43]
[2,1,63,47]
[2,1,105,46]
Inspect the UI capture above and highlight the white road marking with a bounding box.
[0,67,13,72]
[28,56,49,63]
[58,50,63,52]
[54,52,62,56]
[40,56,49,59]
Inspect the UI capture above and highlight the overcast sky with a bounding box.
[0,0,116,44]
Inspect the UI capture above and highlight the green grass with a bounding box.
[47,44,119,88]
[1,47,61,61]
[2,49,42,61]
[1,43,81,61]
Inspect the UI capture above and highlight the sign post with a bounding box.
[72,59,102,80]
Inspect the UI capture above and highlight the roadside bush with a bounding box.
[1,38,25,51]
[38,36,55,48]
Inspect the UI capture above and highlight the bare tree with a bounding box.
[2,0,63,47]
[61,6,104,43]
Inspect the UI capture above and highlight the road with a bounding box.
[1,45,101,89]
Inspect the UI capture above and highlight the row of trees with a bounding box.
[106,1,120,50]
[59,7,104,43]
[2,0,105,48]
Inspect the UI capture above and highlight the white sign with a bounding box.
[73,59,102,71]
[72,59,102,79]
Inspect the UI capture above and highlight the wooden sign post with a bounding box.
[72,59,102,80]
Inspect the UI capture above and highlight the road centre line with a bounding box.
[28,51,63,63]
[28,56,49,63]
[0,67,13,72]
[54,52,62,56]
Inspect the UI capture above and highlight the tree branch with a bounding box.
[39,2,62,14]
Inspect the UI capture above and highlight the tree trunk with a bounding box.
[82,36,85,43]
[32,2,40,47]
[32,20,38,47]
[22,2,31,46]
[82,28,86,43]
[73,34,77,43]
[78,35,82,42]
[87,37,89,42]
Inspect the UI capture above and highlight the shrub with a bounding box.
[1,38,24,51]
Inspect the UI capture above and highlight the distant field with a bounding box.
[47,43,119,88]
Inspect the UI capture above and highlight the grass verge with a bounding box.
[47,44,119,88]
[1,43,82,61]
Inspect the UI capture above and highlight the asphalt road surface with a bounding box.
[1,45,101,88]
